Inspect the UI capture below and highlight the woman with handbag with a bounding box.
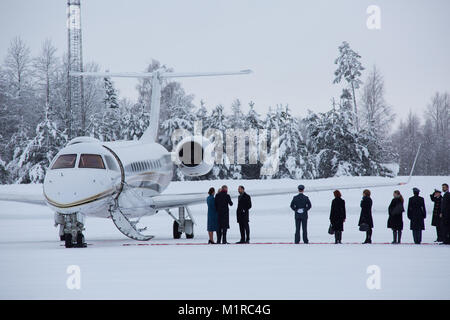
[330,190,346,244]
[359,189,374,244]
[387,190,405,244]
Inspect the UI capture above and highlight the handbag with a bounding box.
[359,223,370,232]
[328,224,335,235]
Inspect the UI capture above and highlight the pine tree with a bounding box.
[305,102,392,178]
[269,105,314,179]
[103,77,119,109]
[333,41,365,130]
[9,107,67,183]
[241,101,263,179]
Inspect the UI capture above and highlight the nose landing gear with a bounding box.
[55,212,87,248]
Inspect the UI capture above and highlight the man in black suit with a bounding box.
[407,187,426,244]
[440,183,450,245]
[236,185,252,244]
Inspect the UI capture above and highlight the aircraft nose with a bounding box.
[44,169,114,209]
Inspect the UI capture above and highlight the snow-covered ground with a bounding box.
[0,176,449,299]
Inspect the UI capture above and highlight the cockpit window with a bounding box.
[104,155,119,171]
[79,154,105,169]
[51,154,77,169]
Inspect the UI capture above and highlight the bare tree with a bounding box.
[360,65,395,138]
[34,39,59,109]
[425,92,450,174]
[4,37,31,96]
[80,62,104,135]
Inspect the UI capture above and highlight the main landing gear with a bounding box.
[55,212,87,248]
[167,207,195,239]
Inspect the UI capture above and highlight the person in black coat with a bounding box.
[430,189,443,242]
[359,189,374,244]
[440,183,450,245]
[387,190,405,244]
[214,185,233,244]
[407,188,426,244]
[236,185,252,244]
[329,190,346,244]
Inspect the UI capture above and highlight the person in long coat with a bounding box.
[387,190,404,244]
[359,189,374,244]
[407,188,426,244]
[430,189,443,242]
[214,185,233,244]
[236,185,252,244]
[440,183,450,245]
[329,190,346,244]
[206,187,218,244]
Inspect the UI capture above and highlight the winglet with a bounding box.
[405,143,421,185]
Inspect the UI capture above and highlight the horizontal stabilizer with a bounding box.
[70,69,253,79]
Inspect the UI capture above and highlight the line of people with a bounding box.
[205,183,450,245]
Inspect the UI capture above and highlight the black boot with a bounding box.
[397,230,402,244]
[363,229,372,244]
[392,230,397,244]
[222,230,228,244]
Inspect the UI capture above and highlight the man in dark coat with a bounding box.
[290,185,312,244]
[407,188,426,244]
[430,189,443,242]
[440,183,450,245]
[236,185,252,244]
[214,185,233,244]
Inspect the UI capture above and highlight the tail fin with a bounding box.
[70,69,252,142]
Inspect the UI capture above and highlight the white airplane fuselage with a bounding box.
[43,137,173,219]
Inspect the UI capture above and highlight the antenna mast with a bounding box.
[67,0,84,138]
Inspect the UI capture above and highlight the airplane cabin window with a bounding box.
[51,154,77,169]
[79,154,105,169]
[105,155,119,171]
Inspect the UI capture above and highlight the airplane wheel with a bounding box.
[64,234,73,248]
[76,232,85,247]
[186,232,194,239]
[173,221,182,239]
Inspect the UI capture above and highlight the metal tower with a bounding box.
[67,0,84,138]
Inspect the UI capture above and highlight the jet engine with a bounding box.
[174,135,215,176]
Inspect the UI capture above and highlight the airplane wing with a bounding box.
[151,177,409,211]
[151,144,421,210]
[0,192,46,206]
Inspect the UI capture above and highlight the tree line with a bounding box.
[0,38,448,184]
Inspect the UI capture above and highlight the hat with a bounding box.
[434,189,442,193]
[413,187,420,193]
[298,184,305,191]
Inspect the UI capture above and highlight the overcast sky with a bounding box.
[1,0,449,122]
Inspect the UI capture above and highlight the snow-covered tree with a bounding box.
[268,105,314,179]
[103,77,119,109]
[333,41,365,130]
[305,103,393,178]
[8,108,67,183]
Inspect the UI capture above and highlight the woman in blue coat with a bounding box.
[207,187,218,244]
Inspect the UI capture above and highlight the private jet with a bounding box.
[0,69,419,248]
